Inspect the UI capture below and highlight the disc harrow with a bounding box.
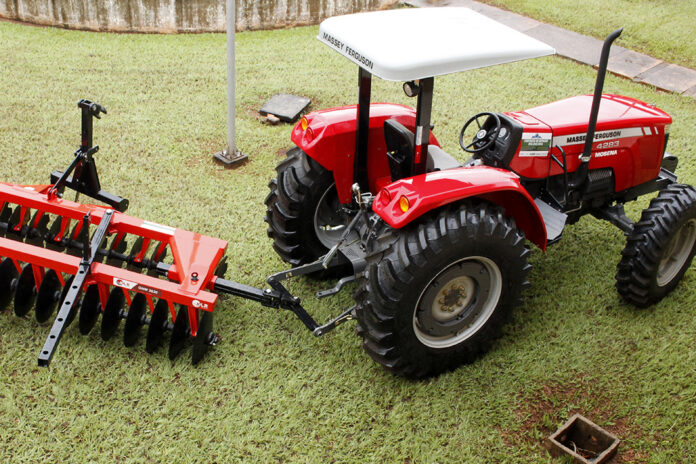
[0,181,227,365]
[0,99,361,367]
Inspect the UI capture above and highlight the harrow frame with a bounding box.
[0,100,355,366]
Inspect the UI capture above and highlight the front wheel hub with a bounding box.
[657,218,696,286]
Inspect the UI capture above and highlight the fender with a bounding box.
[291,103,439,204]
[371,166,547,250]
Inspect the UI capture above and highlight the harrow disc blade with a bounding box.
[192,311,215,365]
[146,245,167,276]
[168,305,190,360]
[45,217,66,251]
[214,256,228,279]
[106,236,128,267]
[0,204,11,223]
[6,206,27,240]
[123,293,147,347]
[66,223,88,257]
[13,264,36,317]
[101,287,125,341]
[26,212,50,247]
[35,269,62,323]
[0,258,18,310]
[126,237,145,271]
[146,299,169,353]
[79,285,101,335]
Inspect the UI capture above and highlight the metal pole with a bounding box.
[214,0,247,166]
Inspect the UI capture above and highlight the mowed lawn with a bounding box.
[0,18,695,463]
[481,0,696,69]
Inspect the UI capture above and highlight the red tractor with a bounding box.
[266,7,696,377]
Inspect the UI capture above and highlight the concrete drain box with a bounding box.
[259,94,311,122]
[547,414,620,463]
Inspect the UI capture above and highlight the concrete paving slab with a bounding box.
[608,48,663,79]
[459,1,542,31]
[414,0,542,31]
[636,63,696,93]
[525,23,602,66]
[402,0,696,99]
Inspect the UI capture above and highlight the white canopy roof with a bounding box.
[318,7,555,81]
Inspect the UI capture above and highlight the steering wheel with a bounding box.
[459,112,502,153]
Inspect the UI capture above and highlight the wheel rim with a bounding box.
[313,183,352,249]
[413,256,503,349]
[657,219,696,287]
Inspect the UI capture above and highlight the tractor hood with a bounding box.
[514,94,672,139]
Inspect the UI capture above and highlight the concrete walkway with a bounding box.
[404,0,696,99]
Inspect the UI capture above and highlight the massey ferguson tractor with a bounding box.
[265,7,696,377]
[1,8,694,378]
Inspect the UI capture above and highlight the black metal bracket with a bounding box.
[546,145,569,208]
[354,68,372,192]
[38,210,114,367]
[592,204,633,233]
[49,99,129,212]
[211,203,365,336]
[571,28,623,190]
[413,77,434,176]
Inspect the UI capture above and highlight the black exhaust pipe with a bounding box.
[569,28,623,188]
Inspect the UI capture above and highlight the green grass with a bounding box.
[480,0,696,69]
[1,20,696,463]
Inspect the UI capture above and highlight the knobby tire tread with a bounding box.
[616,183,696,307]
[354,200,530,378]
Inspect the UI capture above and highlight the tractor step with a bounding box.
[535,199,567,244]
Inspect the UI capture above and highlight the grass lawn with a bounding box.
[480,0,696,70]
[1,19,696,463]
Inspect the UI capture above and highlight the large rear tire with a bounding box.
[355,200,531,378]
[265,148,352,268]
[616,184,696,307]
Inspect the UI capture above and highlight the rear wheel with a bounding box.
[265,148,352,270]
[355,200,530,378]
[616,184,696,307]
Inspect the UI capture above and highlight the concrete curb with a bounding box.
[404,0,696,100]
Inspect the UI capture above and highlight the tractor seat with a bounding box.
[427,144,462,172]
[384,119,461,182]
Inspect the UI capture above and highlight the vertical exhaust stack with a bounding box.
[571,28,623,188]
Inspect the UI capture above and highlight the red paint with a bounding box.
[372,167,547,250]
[291,103,440,203]
[507,94,671,190]
[0,182,227,336]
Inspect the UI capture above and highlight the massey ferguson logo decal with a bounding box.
[322,32,373,70]
[553,127,643,146]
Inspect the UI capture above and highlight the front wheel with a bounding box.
[355,200,531,378]
[616,184,696,307]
